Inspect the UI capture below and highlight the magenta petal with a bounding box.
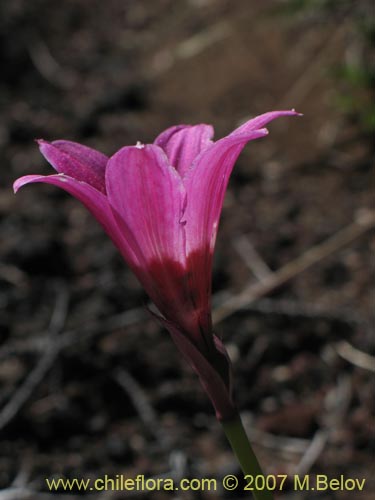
[154,124,188,148]
[50,140,108,175]
[162,319,235,421]
[13,174,140,267]
[184,128,269,256]
[183,128,268,313]
[185,110,301,255]
[38,140,107,193]
[231,110,302,137]
[154,124,214,177]
[106,144,186,266]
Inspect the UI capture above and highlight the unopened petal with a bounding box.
[154,124,214,176]
[38,140,107,193]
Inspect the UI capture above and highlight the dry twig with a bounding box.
[294,429,329,476]
[114,368,167,446]
[0,307,146,360]
[294,375,352,476]
[28,36,76,89]
[335,341,375,372]
[0,285,68,430]
[233,234,272,281]
[213,213,374,324]
[151,21,231,75]
[243,297,362,322]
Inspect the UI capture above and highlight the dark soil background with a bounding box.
[0,1,374,499]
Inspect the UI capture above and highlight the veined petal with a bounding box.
[184,110,300,312]
[38,140,108,193]
[106,144,192,325]
[154,124,214,177]
[184,110,300,255]
[184,127,268,254]
[182,128,267,318]
[13,174,140,267]
[106,144,186,266]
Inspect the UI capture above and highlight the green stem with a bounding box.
[221,414,274,500]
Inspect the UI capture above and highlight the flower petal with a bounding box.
[154,124,214,176]
[38,140,108,193]
[153,124,188,147]
[182,128,267,317]
[106,144,195,327]
[184,127,268,255]
[185,110,301,255]
[231,109,302,136]
[13,174,140,267]
[106,144,186,266]
[184,110,300,312]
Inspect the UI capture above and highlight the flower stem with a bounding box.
[221,414,274,500]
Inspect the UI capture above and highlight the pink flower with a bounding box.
[14,110,299,420]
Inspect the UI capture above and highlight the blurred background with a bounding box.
[0,0,374,499]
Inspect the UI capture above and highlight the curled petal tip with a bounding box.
[290,108,303,116]
[13,176,29,193]
[36,139,53,153]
